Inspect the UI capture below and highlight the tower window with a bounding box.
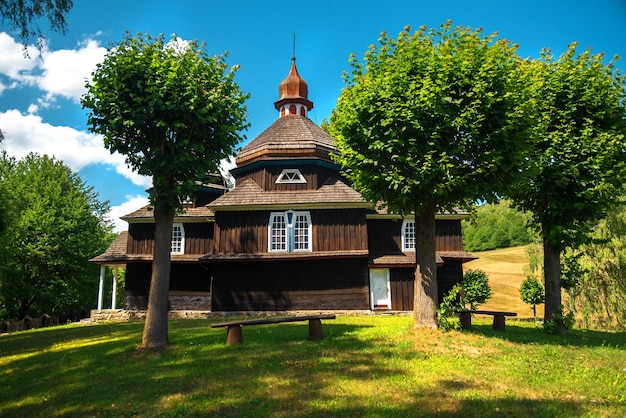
[276,169,306,184]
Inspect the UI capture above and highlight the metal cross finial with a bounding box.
[292,33,296,61]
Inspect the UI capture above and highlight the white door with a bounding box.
[369,269,391,310]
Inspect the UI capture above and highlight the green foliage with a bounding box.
[82,32,249,347]
[0,152,112,319]
[507,42,626,323]
[519,276,545,306]
[330,21,535,327]
[82,32,249,215]
[462,200,534,251]
[437,270,492,329]
[510,44,626,253]
[330,21,535,216]
[461,269,492,309]
[565,204,626,331]
[519,276,544,319]
[543,305,575,334]
[436,284,463,330]
[523,243,543,279]
[0,0,73,54]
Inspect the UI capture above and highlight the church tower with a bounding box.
[274,57,314,118]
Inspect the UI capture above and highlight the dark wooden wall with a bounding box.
[235,165,340,191]
[125,263,211,292]
[214,211,267,253]
[214,209,368,253]
[367,219,464,253]
[435,220,464,252]
[211,258,369,311]
[388,261,465,311]
[127,223,216,255]
[312,209,368,251]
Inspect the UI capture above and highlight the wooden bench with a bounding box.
[457,310,517,332]
[211,314,336,345]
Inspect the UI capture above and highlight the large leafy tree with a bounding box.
[0,0,73,53]
[509,44,626,334]
[82,33,248,348]
[0,152,112,320]
[330,22,535,328]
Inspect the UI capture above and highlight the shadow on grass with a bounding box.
[465,321,626,349]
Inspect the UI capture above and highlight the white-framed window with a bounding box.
[171,223,185,254]
[268,211,312,252]
[402,220,416,251]
[276,168,306,184]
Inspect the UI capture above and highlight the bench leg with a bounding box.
[308,318,324,341]
[226,324,243,345]
[459,312,472,330]
[492,315,506,332]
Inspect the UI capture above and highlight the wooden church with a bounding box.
[91,58,476,312]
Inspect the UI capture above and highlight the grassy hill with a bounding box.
[463,245,544,319]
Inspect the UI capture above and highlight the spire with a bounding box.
[274,56,314,118]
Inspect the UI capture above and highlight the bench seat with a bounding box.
[456,310,517,331]
[211,314,336,345]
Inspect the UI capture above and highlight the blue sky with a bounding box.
[1,0,625,231]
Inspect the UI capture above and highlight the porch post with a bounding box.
[111,266,118,309]
[97,265,105,311]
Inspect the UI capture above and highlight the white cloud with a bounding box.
[0,32,106,102]
[107,195,150,233]
[0,109,151,188]
[37,39,106,101]
[0,32,37,80]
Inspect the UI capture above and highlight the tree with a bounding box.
[508,43,626,334]
[564,205,626,331]
[0,0,73,54]
[330,22,535,328]
[461,269,492,310]
[519,276,544,320]
[82,33,248,348]
[0,152,112,320]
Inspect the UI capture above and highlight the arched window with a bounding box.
[268,211,312,252]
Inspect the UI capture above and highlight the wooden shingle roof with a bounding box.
[121,205,216,222]
[207,178,371,211]
[369,251,477,268]
[89,231,128,264]
[235,115,336,166]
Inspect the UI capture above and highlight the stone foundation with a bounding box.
[89,309,410,323]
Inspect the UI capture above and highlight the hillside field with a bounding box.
[463,245,544,319]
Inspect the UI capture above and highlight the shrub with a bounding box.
[461,269,492,310]
[519,276,544,320]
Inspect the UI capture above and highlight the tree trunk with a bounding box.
[142,205,174,348]
[413,198,438,329]
[543,238,567,334]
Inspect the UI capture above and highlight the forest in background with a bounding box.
[461,200,534,252]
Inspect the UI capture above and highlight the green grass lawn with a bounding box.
[1,316,625,417]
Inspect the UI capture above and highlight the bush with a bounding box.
[519,276,544,319]
[437,270,492,330]
[461,269,492,310]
